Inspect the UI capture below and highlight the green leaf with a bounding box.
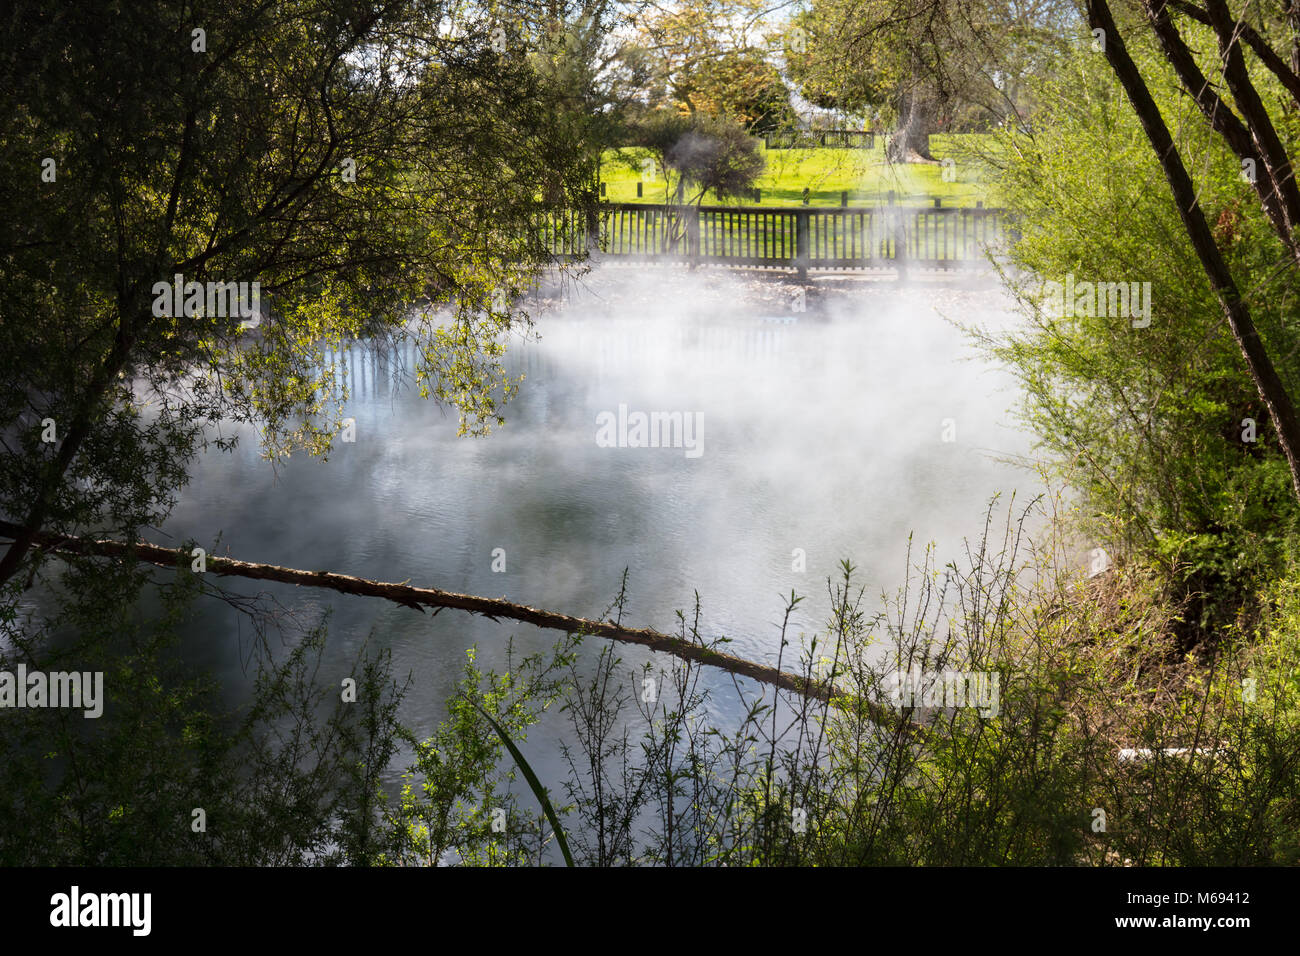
[471,700,574,867]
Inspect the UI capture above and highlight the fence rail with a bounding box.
[764,129,875,149]
[542,203,1008,274]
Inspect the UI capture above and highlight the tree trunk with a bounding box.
[886,86,939,164]
[0,318,137,588]
[1088,0,1300,504]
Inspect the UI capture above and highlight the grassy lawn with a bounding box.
[599,134,994,208]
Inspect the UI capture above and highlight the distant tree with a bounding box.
[790,0,1076,161]
[630,110,764,204]
[693,50,797,133]
[784,7,876,118]
[630,108,698,197]
[666,117,767,203]
[498,1,657,176]
[630,0,794,132]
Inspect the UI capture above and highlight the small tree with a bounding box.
[630,111,763,204]
[628,111,764,255]
[665,117,766,205]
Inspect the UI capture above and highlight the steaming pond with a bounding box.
[157,267,1044,788]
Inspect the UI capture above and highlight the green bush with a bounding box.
[978,38,1300,639]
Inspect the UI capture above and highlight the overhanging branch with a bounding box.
[0,518,918,735]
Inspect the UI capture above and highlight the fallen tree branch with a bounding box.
[0,519,918,735]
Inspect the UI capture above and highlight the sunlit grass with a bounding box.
[599,134,994,207]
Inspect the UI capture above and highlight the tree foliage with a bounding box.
[627,109,764,204]
[630,0,795,131]
[0,0,599,590]
[789,0,1077,156]
[982,19,1300,640]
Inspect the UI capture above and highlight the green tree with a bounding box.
[0,0,596,590]
[627,109,763,207]
[1084,0,1300,505]
[631,0,794,131]
[664,116,766,202]
[790,0,1076,159]
[0,0,599,866]
[984,28,1300,640]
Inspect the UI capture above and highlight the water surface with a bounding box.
[160,268,1041,782]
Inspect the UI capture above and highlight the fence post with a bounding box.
[795,209,810,282]
[586,195,600,256]
[891,193,908,280]
[686,204,700,267]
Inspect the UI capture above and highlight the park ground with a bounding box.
[599,133,994,207]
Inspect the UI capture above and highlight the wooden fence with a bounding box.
[764,129,876,149]
[542,202,1008,275]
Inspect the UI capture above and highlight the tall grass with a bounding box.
[380,493,1300,865]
